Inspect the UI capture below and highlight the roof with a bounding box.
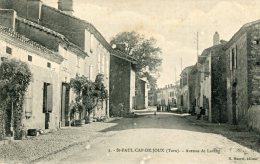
[224,19,260,48]
[198,43,225,63]
[41,4,137,63]
[42,4,112,52]
[0,25,64,63]
[181,65,194,75]
[111,49,137,64]
[16,17,88,58]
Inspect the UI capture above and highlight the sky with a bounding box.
[43,0,260,88]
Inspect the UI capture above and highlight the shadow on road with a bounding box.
[100,113,260,153]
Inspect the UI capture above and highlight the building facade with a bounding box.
[225,20,260,132]
[0,25,64,138]
[109,49,136,116]
[196,38,227,123]
[0,0,112,132]
[156,84,179,109]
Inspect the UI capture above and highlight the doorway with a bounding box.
[232,82,237,125]
[43,82,53,129]
[61,83,70,127]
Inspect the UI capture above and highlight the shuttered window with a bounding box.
[43,83,53,113]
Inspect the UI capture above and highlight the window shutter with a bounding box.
[230,49,232,70]
[90,34,94,53]
[47,84,53,113]
[235,45,237,69]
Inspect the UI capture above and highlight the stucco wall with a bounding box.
[0,37,61,131]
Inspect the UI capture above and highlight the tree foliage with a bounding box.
[110,31,162,89]
[70,74,108,121]
[0,59,32,140]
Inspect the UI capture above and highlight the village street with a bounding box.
[34,110,260,164]
[0,110,260,164]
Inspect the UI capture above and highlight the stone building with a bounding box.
[225,20,260,132]
[109,49,137,116]
[196,34,227,122]
[0,0,112,129]
[0,25,63,138]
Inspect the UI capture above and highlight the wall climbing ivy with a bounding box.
[0,59,32,140]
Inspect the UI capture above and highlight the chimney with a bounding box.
[26,0,42,23]
[0,9,17,30]
[213,32,220,46]
[58,0,74,15]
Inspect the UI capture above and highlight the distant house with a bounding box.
[109,48,137,116]
[0,25,63,137]
[148,89,157,106]
[156,84,179,109]
[225,20,260,132]
[196,33,227,122]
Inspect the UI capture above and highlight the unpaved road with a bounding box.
[43,113,260,164]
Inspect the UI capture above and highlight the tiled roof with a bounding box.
[111,49,137,64]
[0,25,64,62]
[40,4,137,63]
[225,19,260,48]
[17,17,67,41]
[17,17,88,58]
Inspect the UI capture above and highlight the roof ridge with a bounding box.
[16,16,88,57]
[41,4,112,51]
[17,17,67,40]
[0,25,63,61]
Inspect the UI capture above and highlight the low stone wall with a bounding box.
[248,105,260,133]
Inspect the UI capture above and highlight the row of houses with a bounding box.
[180,20,260,133]
[0,0,148,139]
[148,83,180,110]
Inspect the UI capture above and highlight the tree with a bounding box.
[0,59,32,140]
[110,31,162,89]
[70,74,108,124]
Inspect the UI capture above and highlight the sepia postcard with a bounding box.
[0,0,259,163]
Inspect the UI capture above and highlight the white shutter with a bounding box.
[89,65,93,81]
[90,34,94,53]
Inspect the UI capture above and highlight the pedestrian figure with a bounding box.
[196,107,205,120]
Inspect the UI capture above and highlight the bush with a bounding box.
[0,59,32,140]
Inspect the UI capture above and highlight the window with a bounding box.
[90,34,94,53]
[230,46,237,70]
[6,46,12,54]
[47,62,51,68]
[1,57,7,61]
[28,55,32,62]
